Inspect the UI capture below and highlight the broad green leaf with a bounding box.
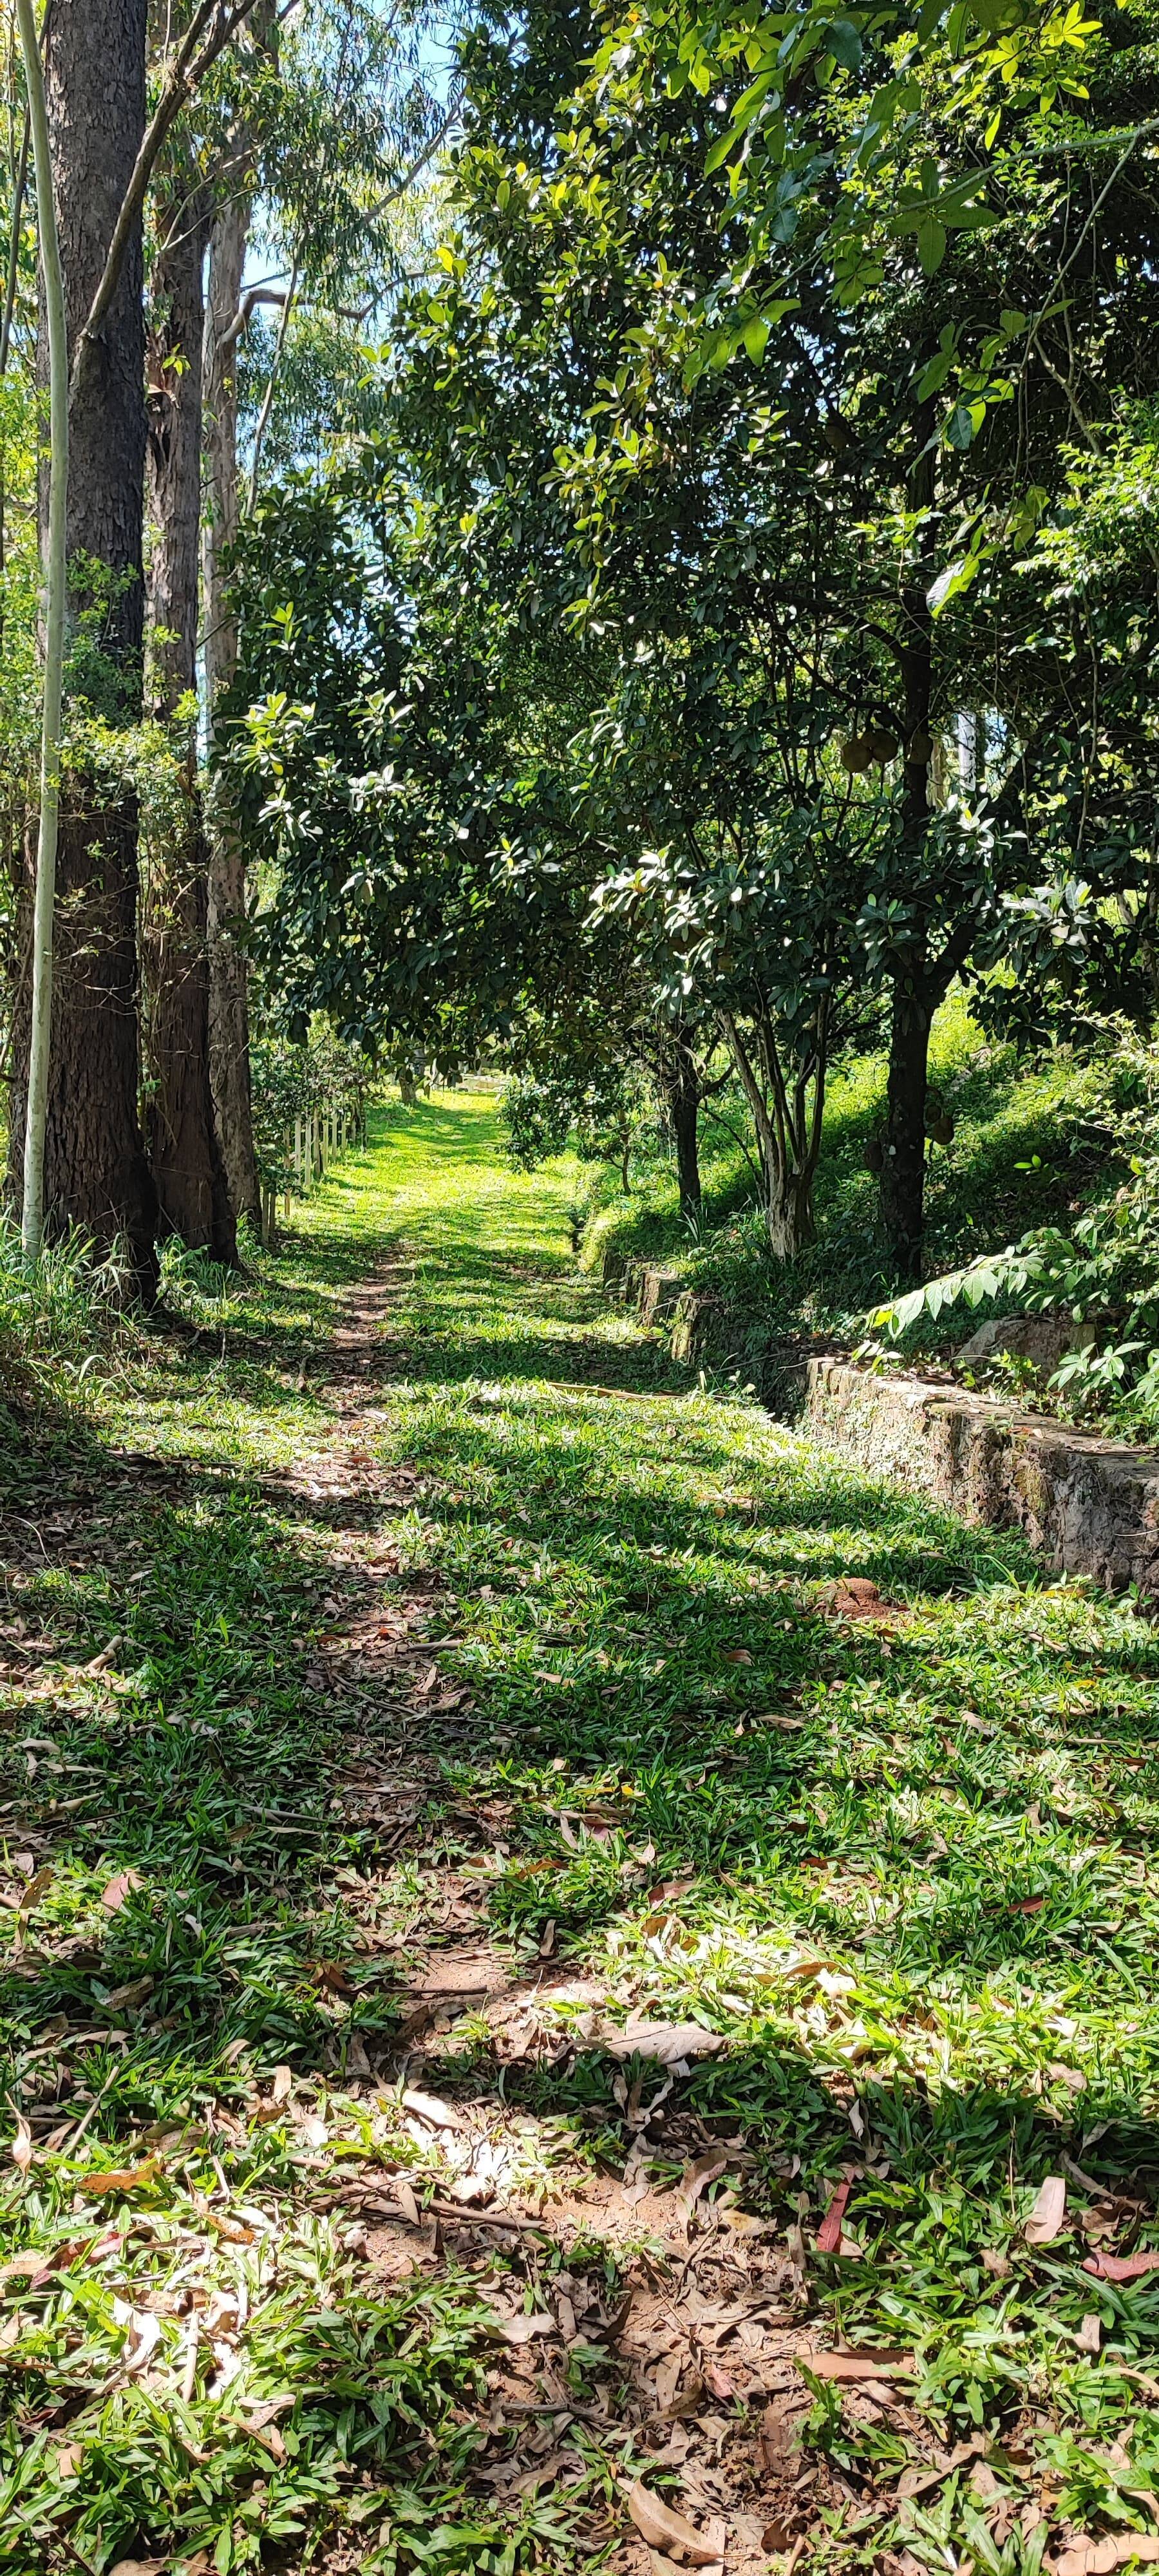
[917,216,947,275]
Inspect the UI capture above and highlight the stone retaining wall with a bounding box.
[803,1355,1159,1598]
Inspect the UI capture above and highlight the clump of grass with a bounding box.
[0,1213,138,1413]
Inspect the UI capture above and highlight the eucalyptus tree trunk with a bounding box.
[201,193,260,1231]
[7,0,157,1292]
[15,0,65,1268]
[144,186,236,1264]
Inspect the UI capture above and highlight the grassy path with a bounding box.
[3,1095,1159,2576]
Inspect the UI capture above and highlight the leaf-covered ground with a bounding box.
[3,1092,1159,2576]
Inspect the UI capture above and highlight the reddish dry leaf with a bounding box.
[1084,2249,1159,2283]
[395,2177,420,2227]
[722,1649,753,1665]
[308,1960,354,1996]
[1025,2175,1067,2246]
[627,2479,722,2565]
[1009,1896,1044,1915]
[816,2180,851,2253]
[100,1870,144,1913]
[795,2347,914,2382]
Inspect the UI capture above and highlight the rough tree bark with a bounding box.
[8,0,158,1290]
[201,191,260,1231]
[144,184,236,1262]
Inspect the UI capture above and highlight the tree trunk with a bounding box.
[7,0,158,1292]
[144,189,237,1264]
[880,985,932,1285]
[765,1165,817,1262]
[880,423,936,1285]
[202,191,260,1230]
[719,1007,821,1264]
[663,1029,701,1218]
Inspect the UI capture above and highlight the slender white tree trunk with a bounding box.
[17,0,67,1266]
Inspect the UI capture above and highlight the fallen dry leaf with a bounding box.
[627,2479,722,2565]
[308,1960,354,1996]
[491,2309,557,2345]
[9,2114,33,2175]
[680,2150,729,2210]
[816,2179,851,2253]
[395,2177,420,2227]
[402,2085,460,2130]
[795,2347,914,2382]
[77,2156,162,2197]
[1056,2537,1159,2576]
[1076,2312,1102,2352]
[100,1870,144,1913]
[759,2401,800,2469]
[603,2015,725,2065]
[897,2465,947,2502]
[1025,2175,1067,2246]
[1084,2250,1159,2283]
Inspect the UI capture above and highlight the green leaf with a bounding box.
[916,346,956,400]
[917,216,947,275]
[828,17,863,70]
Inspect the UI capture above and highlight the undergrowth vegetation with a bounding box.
[579,996,1148,1423]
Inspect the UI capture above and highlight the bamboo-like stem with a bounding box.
[17,0,67,1265]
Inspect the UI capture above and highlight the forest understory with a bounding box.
[3,1099,1159,2576]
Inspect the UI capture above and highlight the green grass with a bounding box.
[5,1092,1159,2573]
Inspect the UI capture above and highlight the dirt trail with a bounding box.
[269,1262,907,2576]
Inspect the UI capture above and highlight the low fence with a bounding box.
[257,1095,368,1245]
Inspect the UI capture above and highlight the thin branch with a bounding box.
[1032,117,1159,155]
[363,88,464,218]
[0,101,29,375]
[220,281,287,350]
[699,1100,766,1198]
[246,248,297,511]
